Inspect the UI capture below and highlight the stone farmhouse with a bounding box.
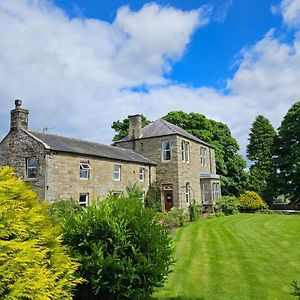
[0,101,221,210]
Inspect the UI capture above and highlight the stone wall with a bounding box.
[0,129,47,199]
[44,152,155,203]
[116,134,219,210]
[0,129,155,204]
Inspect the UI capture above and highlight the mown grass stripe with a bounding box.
[153,214,300,300]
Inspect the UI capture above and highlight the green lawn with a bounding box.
[153,214,300,300]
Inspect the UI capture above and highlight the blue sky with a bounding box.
[0,0,300,157]
[53,0,283,88]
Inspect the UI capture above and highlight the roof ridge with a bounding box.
[159,119,177,134]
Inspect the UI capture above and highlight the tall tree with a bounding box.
[112,115,150,141]
[163,111,248,196]
[274,101,300,203]
[246,115,277,203]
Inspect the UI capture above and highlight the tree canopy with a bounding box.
[0,166,80,299]
[274,101,300,203]
[246,115,277,203]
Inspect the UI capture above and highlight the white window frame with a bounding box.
[202,183,210,204]
[79,193,89,206]
[113,164,121,181]
[181,141,190,163]
[80,162,91,179]
[162,140,171,161]
[26,157,37,180]
[185,183,190,203]
[139,166,145,181]
[200,147,207,166]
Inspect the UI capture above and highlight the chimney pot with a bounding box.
[15,99,22,108]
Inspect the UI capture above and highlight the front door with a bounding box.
[164,190,173,211]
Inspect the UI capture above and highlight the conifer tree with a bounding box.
[274,101,300,203]
[246,115,277,203]
[0,166,81,299]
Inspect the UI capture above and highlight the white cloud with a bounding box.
[0,0,207,142]
[272,0,300,28]
[0,0,299,162]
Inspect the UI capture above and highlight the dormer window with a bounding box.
[26,157,37,180]
[80,162,91,179]
[162,140,171,161]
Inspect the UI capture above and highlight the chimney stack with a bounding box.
[128,114,142,140]
[10,100,29,131]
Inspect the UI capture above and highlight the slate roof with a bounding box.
[116,119,213,148]
[28,131,156,165]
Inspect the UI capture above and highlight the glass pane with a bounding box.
[27,168,36,179]
[80,169,88,178]
[162,140,170,150]
[164,150,171,161]
[27,157,37,168]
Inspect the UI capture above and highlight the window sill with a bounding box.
[25,178,37,182]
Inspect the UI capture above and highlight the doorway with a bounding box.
[164,187,173,211]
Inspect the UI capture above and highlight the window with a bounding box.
[139,166,145,181]
[200,147,207,166]
[80,162,91,179]
[181,141,190,163]
[212,183,221,201]
[26,157,37,179]
[202,183,210,204]
[79,193,89,206]
[162,140,171,161]
[112,191,122,199]
[113,165,121,181]
[185,183,190,203]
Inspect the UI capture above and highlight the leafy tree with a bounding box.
[246,115,277,203]
[0,166,81,299]
[52,196,174,299]
[162,111,248,196]
[112,115,150,142]
[274,101,300,203]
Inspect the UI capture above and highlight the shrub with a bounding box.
[216,196,239,215]
[238,191,268,212]
[145,182,162,211]
[155,208,189,231]
[49,198,84,222]
[291,281,300,299]
[0,167,81,299]
[207,211,225,219]
[189,203,202,221]
[126,182,143,200]
[57,195,174,299]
